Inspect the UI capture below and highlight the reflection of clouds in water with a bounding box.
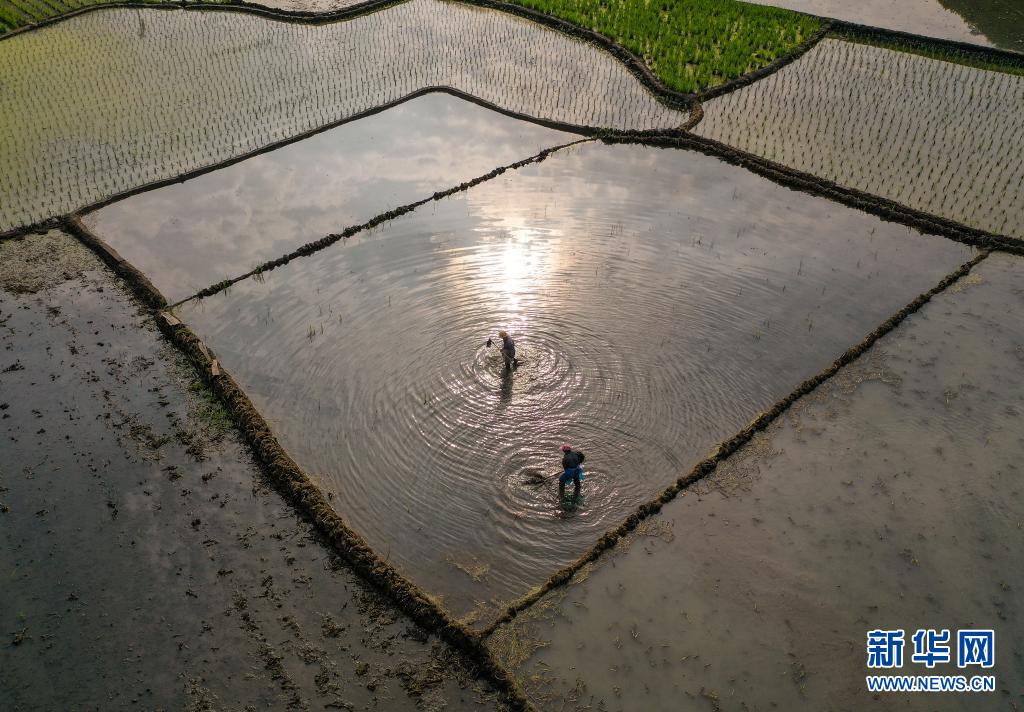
[494,231,532,315]
[486,225,557,317]
[85,92,573,301]
[4,0,686,232]
[181,142,974,616]
[502,253,1024,710]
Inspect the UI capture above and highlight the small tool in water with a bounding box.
[522,470,550,486]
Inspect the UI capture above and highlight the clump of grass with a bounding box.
[186,377,234,441]
[504,0,820,93]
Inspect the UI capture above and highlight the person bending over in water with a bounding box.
[498,330,518,371]
[559,443,585,499]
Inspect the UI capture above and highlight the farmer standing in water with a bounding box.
[559,443,585,499]
[498,330,517,371]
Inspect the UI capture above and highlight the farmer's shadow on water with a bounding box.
[558,490,585,516]
[497,365,514,409]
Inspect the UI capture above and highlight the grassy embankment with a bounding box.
[499,0,821,93]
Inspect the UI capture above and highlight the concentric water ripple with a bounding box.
[179,141,973,617]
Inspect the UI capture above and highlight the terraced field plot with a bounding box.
[0,0,369,35]
[0,230,502,710]
[745,0,999,47]
[84,92,574,302]
[170,141,973,619]
[497,0,820,93]
[4,0,1023,707]
[0,0,688,233]
[749,0,1024,52]
[696,38,1024,239]
[490,252,1024,711]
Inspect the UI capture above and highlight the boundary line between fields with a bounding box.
[168,137,593,306]
[61,214,537,712]
[2,85,661,241]
[478,249,991,638]
[600,133,1024,255]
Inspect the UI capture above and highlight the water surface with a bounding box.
[938,0,1024,52]
[697,39,1024,239]
[84,93,573,302]
[743,0,1024,51]
[0,0,685,232]
[179,141,973,619]
[492,253,1024,710]
[0,231,498,710]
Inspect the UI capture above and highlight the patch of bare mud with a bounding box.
[0,230,503,710]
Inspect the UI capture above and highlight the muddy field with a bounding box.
[489,252,1024,711]
[0,231,505,711]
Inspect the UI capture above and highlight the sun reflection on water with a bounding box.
[445,216,564,340]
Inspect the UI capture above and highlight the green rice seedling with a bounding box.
[0,0,178,33]
[503,0,819,93]
[696,38,1024,239]
[1,1,687,233]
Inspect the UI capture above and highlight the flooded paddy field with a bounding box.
[490,252,1024,711]
[0,0,687,233]
[258,0,374,11]
[743,0,1024,51]
[0,231,504,710]
[0,0,372,36]
[84,93,573,303]
[169,140,974,620]
[696,38,1024,239]
[3,0,1022,705]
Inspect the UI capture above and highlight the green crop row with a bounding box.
[499,0,821,94]
[0,0,152,33]
[0,0,228,33]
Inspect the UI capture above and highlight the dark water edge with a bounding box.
[939,0,1024,52]
[743,0,1024,51]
